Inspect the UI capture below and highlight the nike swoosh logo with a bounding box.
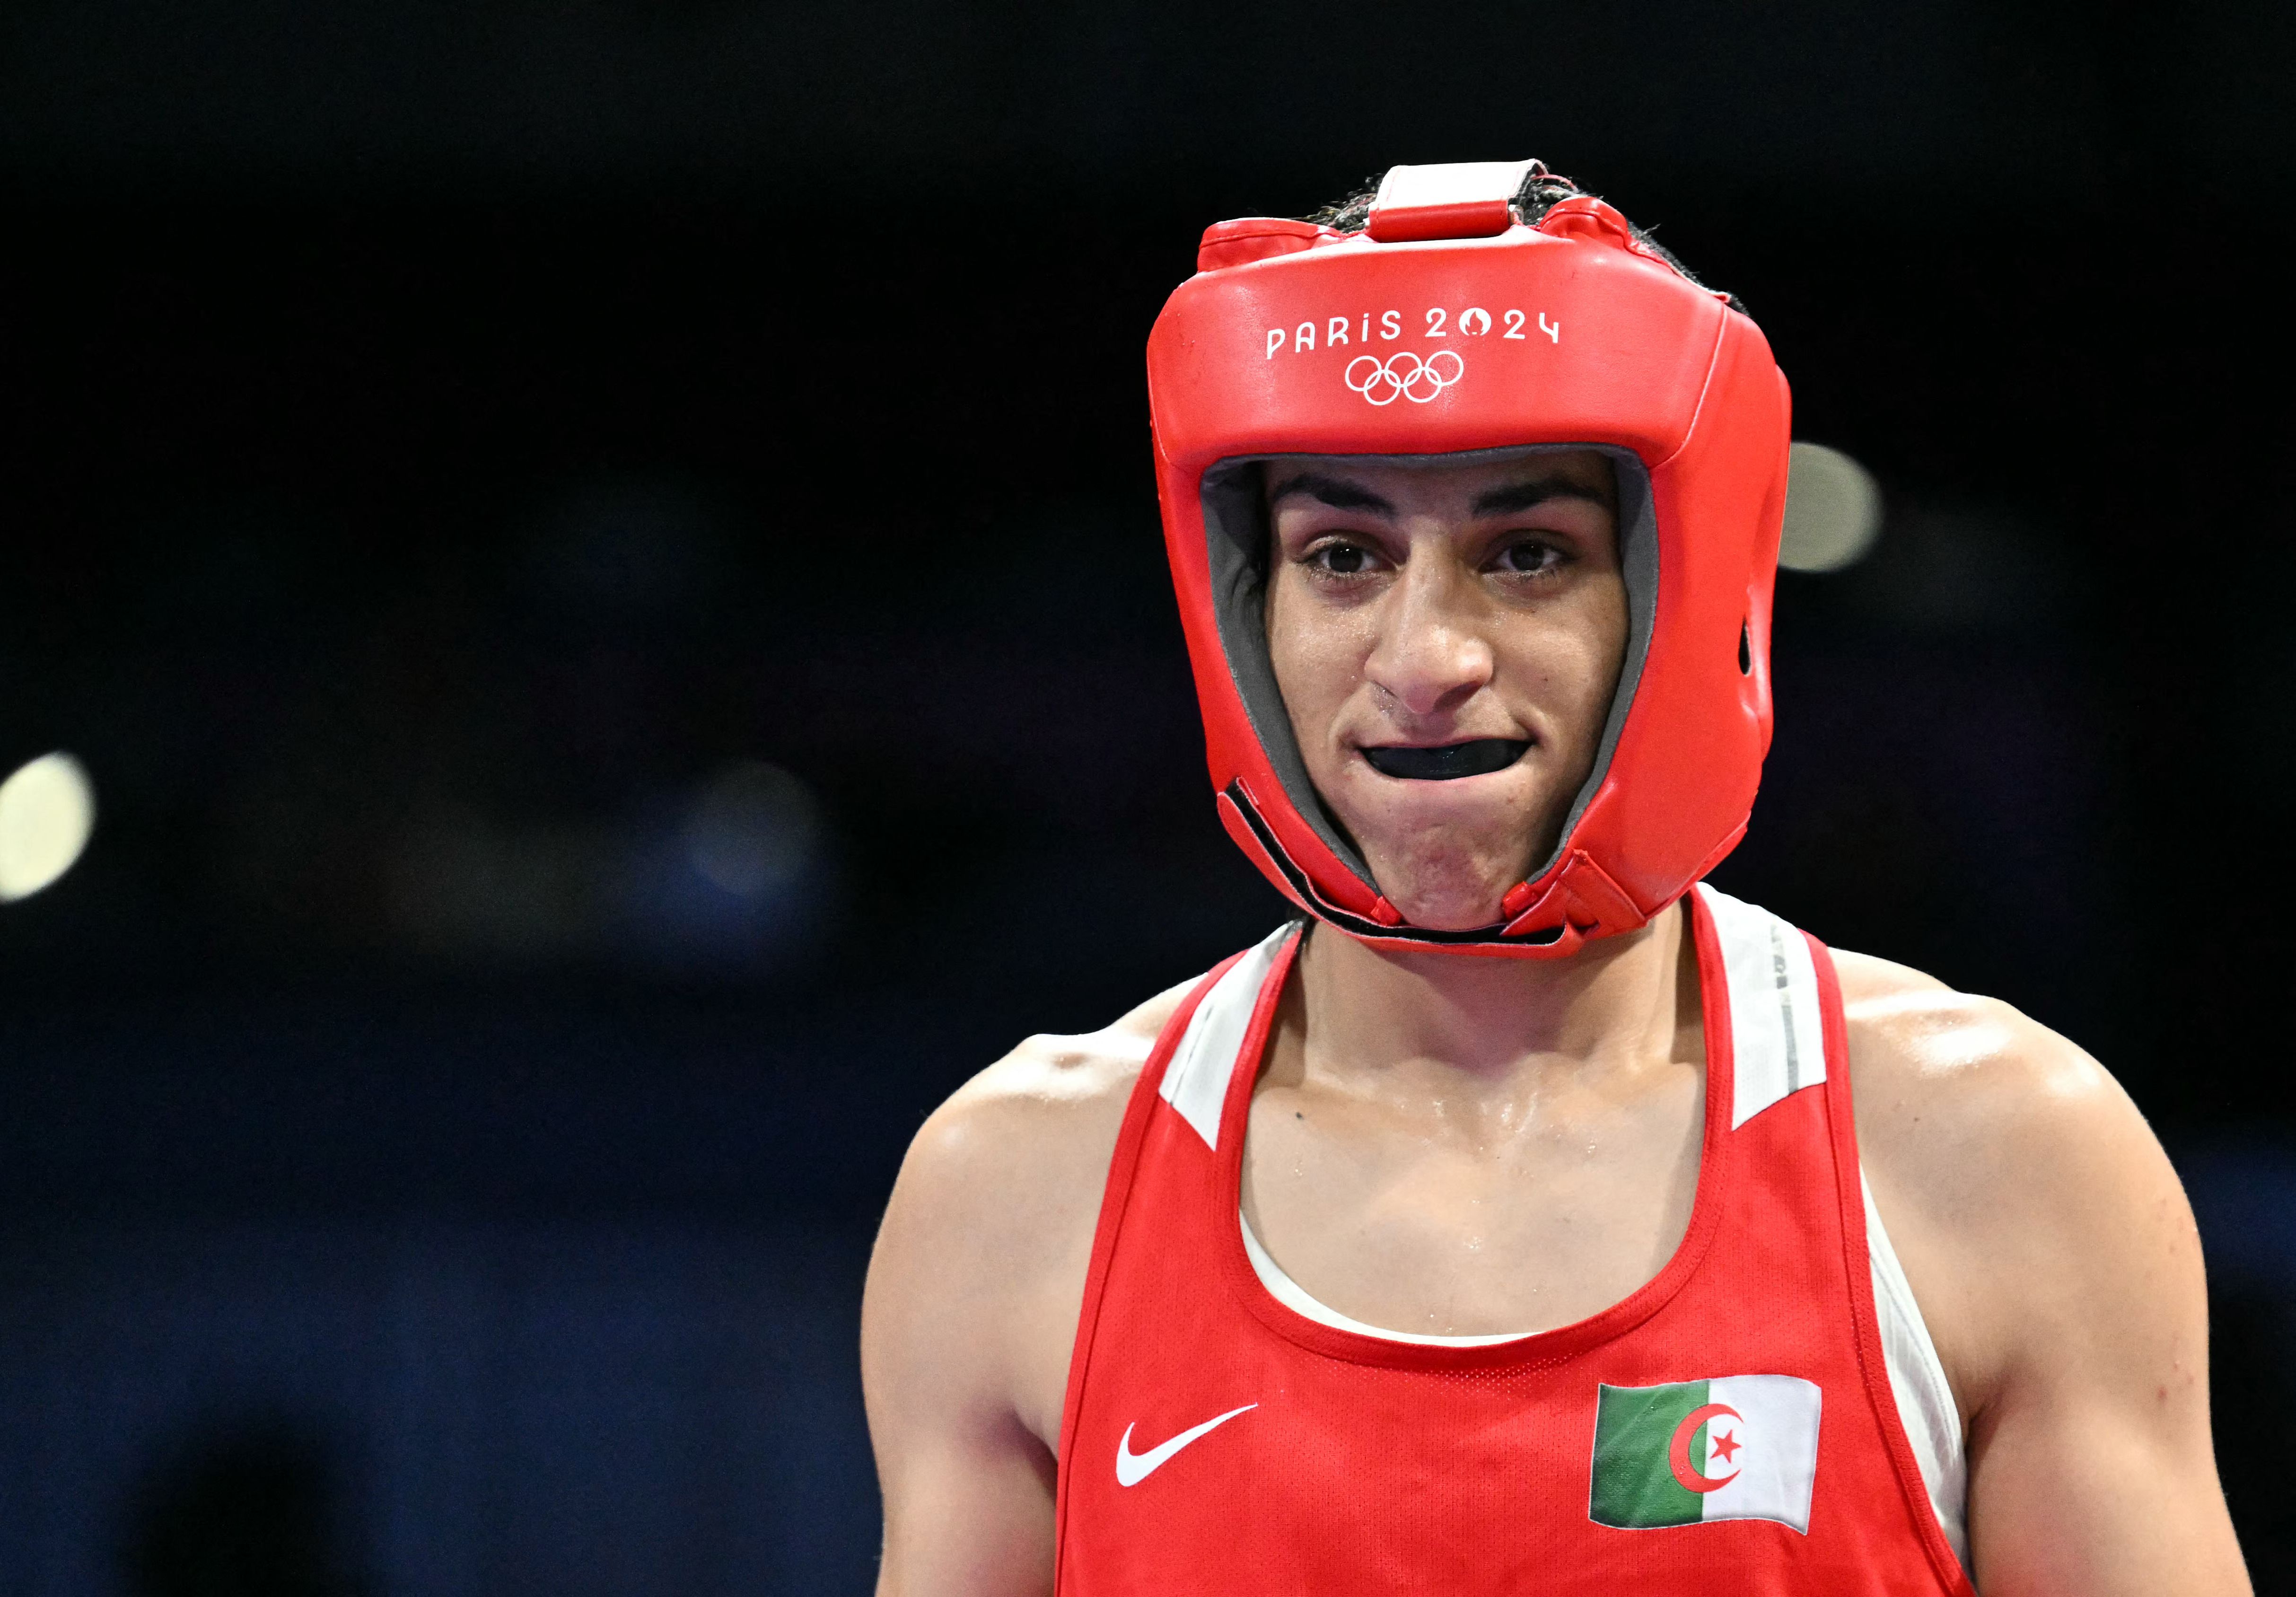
[1114,1403,1257,1486]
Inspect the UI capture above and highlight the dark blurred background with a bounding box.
[1,2,2292,1591]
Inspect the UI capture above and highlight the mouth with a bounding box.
[1359,738,1531,781]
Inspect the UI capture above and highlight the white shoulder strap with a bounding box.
[1694,884,1827,1128]
[1158,923,1297,1149]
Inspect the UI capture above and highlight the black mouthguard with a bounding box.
[1361,739,1530,781]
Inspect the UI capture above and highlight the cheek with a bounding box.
[1264,576,1366,740]
[1509,587,1630,728]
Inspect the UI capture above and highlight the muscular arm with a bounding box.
[1842,954,2249,1596]
[861,983,1192,1597]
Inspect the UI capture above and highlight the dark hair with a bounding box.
[1308,162,1744,315]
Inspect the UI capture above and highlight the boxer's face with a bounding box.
[1262,450,1627,933]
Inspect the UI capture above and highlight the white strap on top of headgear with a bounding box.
[1371,160,1539,212]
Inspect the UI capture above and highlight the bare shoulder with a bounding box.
[1832,947,2134,1176]
[861,974,1200,1448]
[892,973,1198,1244]
[1830,948,2199,1415]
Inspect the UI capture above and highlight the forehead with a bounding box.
[1264,447,1616,512]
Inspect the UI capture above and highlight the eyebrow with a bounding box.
[1265,473,1396,515]
[1471,478,1614,516]
[1265,471,1612,518]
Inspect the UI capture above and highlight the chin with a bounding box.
[1337,779,1557,930]
[1359,840,1531,932]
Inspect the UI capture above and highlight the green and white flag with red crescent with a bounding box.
[1588,1376,1823,1533]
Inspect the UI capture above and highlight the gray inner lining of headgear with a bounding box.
[1201,443,1659,897]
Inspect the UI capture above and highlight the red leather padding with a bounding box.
[1148,216,1791,958]
[1366,199,1514,243]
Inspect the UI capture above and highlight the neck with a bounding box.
[1289,899,1694,1094]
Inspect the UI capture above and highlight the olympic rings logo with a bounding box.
[1343,350,1464,405]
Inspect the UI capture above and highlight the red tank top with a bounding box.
[1054,885,1973,1596]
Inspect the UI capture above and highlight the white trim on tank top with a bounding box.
[1861,1172,1970,1569]
[1158,921,1296,1149]
[1169,893,1969,1574]
[1239,1211,1534,1347]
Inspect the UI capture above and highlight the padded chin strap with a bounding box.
[1217,778,1650,957]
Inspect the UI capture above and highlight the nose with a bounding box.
[1362,555,1492,721]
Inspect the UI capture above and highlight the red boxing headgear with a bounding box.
[1149,161,1792,959]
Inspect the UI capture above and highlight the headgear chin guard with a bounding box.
[1149,160,1792,960]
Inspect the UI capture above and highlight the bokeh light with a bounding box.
[1780,442,1882,573]
[684,760,821,899]
[0,751,96,902]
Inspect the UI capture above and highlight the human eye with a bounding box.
[1490,536,1570,579]
[1301,539,1385,579]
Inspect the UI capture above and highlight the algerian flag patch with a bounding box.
[1589,1376,1822,1534]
